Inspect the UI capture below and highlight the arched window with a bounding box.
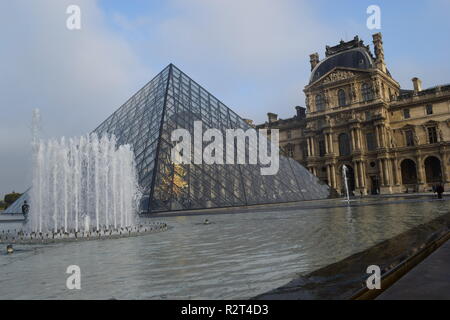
[338,133,351,156]
[338,89,346,107]
[315,94,325,112]
[401,159,417,185]
[424,156,442,183]
[361,83,373,102]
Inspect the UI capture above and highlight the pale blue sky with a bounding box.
[1,0,449,197]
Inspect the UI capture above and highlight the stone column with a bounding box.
[378,125,385,148]
[353,162,360,189]
[383,126,389,148]
[326,165,332,187]
[358,162,365,188]
[378,159,385,186]
[395,159,401,186]
[391,159,399,185]
[383,159,390,185]
[375,126,380,148]
[417,156,425,184]
[355,129,360,151]
[351,129,357,151]
[307,137,312,157]
[328,133,334,154]
[441,152,449,183]
[331,164,337,189]
[362,162,366,188]
[324,134,330,154]
[358,129,364,151]
[388,159,394,186]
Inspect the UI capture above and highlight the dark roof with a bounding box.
[310,48,374,84]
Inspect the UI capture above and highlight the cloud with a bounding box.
[155,0,330,74]
[0,0,148,197]
[134,0,336,124]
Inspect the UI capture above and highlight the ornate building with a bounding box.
[258,33,450,195]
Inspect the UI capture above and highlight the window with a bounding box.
[427,127,438,144]
[318,140,326,157]
[403,108,411,119]
[317,119,326,129]
[366,132,376,151]
[361,83,373,102]
[315,94,325,111]
[286,144,295,157]
[301,143,309,158]
[405,130,415,147]
[287,130,292,140]
[338,133,351,156]
[426,104,433,115]
[365,111,372,121]
[338,89,346,107]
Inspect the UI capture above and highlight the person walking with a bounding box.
[436,184,444,199]
[21,200,30,218]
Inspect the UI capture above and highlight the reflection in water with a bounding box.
[0,198,448,299]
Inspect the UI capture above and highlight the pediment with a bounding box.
[423,120,439,127]
[399,124,416,131]
[307,67,370,88]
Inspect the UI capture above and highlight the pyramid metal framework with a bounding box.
[94,64,330,213]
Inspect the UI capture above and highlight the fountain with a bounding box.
[30,132,141,233]
[1,111,170,244]
[342,165,351,204]
[29,109,141,233]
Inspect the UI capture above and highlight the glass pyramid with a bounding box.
[94,64,330,213]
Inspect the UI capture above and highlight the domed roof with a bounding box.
[309,47,374,84]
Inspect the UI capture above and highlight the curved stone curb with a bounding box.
[351,229,450,300]
[0,222,169,245]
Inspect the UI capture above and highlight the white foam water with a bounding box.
[30,110,141,233]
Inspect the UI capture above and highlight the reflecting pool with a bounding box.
[0,196,449,299]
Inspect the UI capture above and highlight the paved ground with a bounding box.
[0,213,24,222]
[377,239,450,300]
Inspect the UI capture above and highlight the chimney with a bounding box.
[295,106,306,119]
[372,32,386,73]
[267,113,278,123]
[309,53,319,71]
[412,77,422,93]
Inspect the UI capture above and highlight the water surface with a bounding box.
[0,197,448,299]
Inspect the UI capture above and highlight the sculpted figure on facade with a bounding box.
[323,70,355,84]
[387,127,397,148]
[413,131,420,145]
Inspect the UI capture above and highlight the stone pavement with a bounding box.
[377,239,450,300]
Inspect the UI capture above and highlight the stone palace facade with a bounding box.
[258,33,450,195]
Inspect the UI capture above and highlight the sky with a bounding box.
[1,0,450,198]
